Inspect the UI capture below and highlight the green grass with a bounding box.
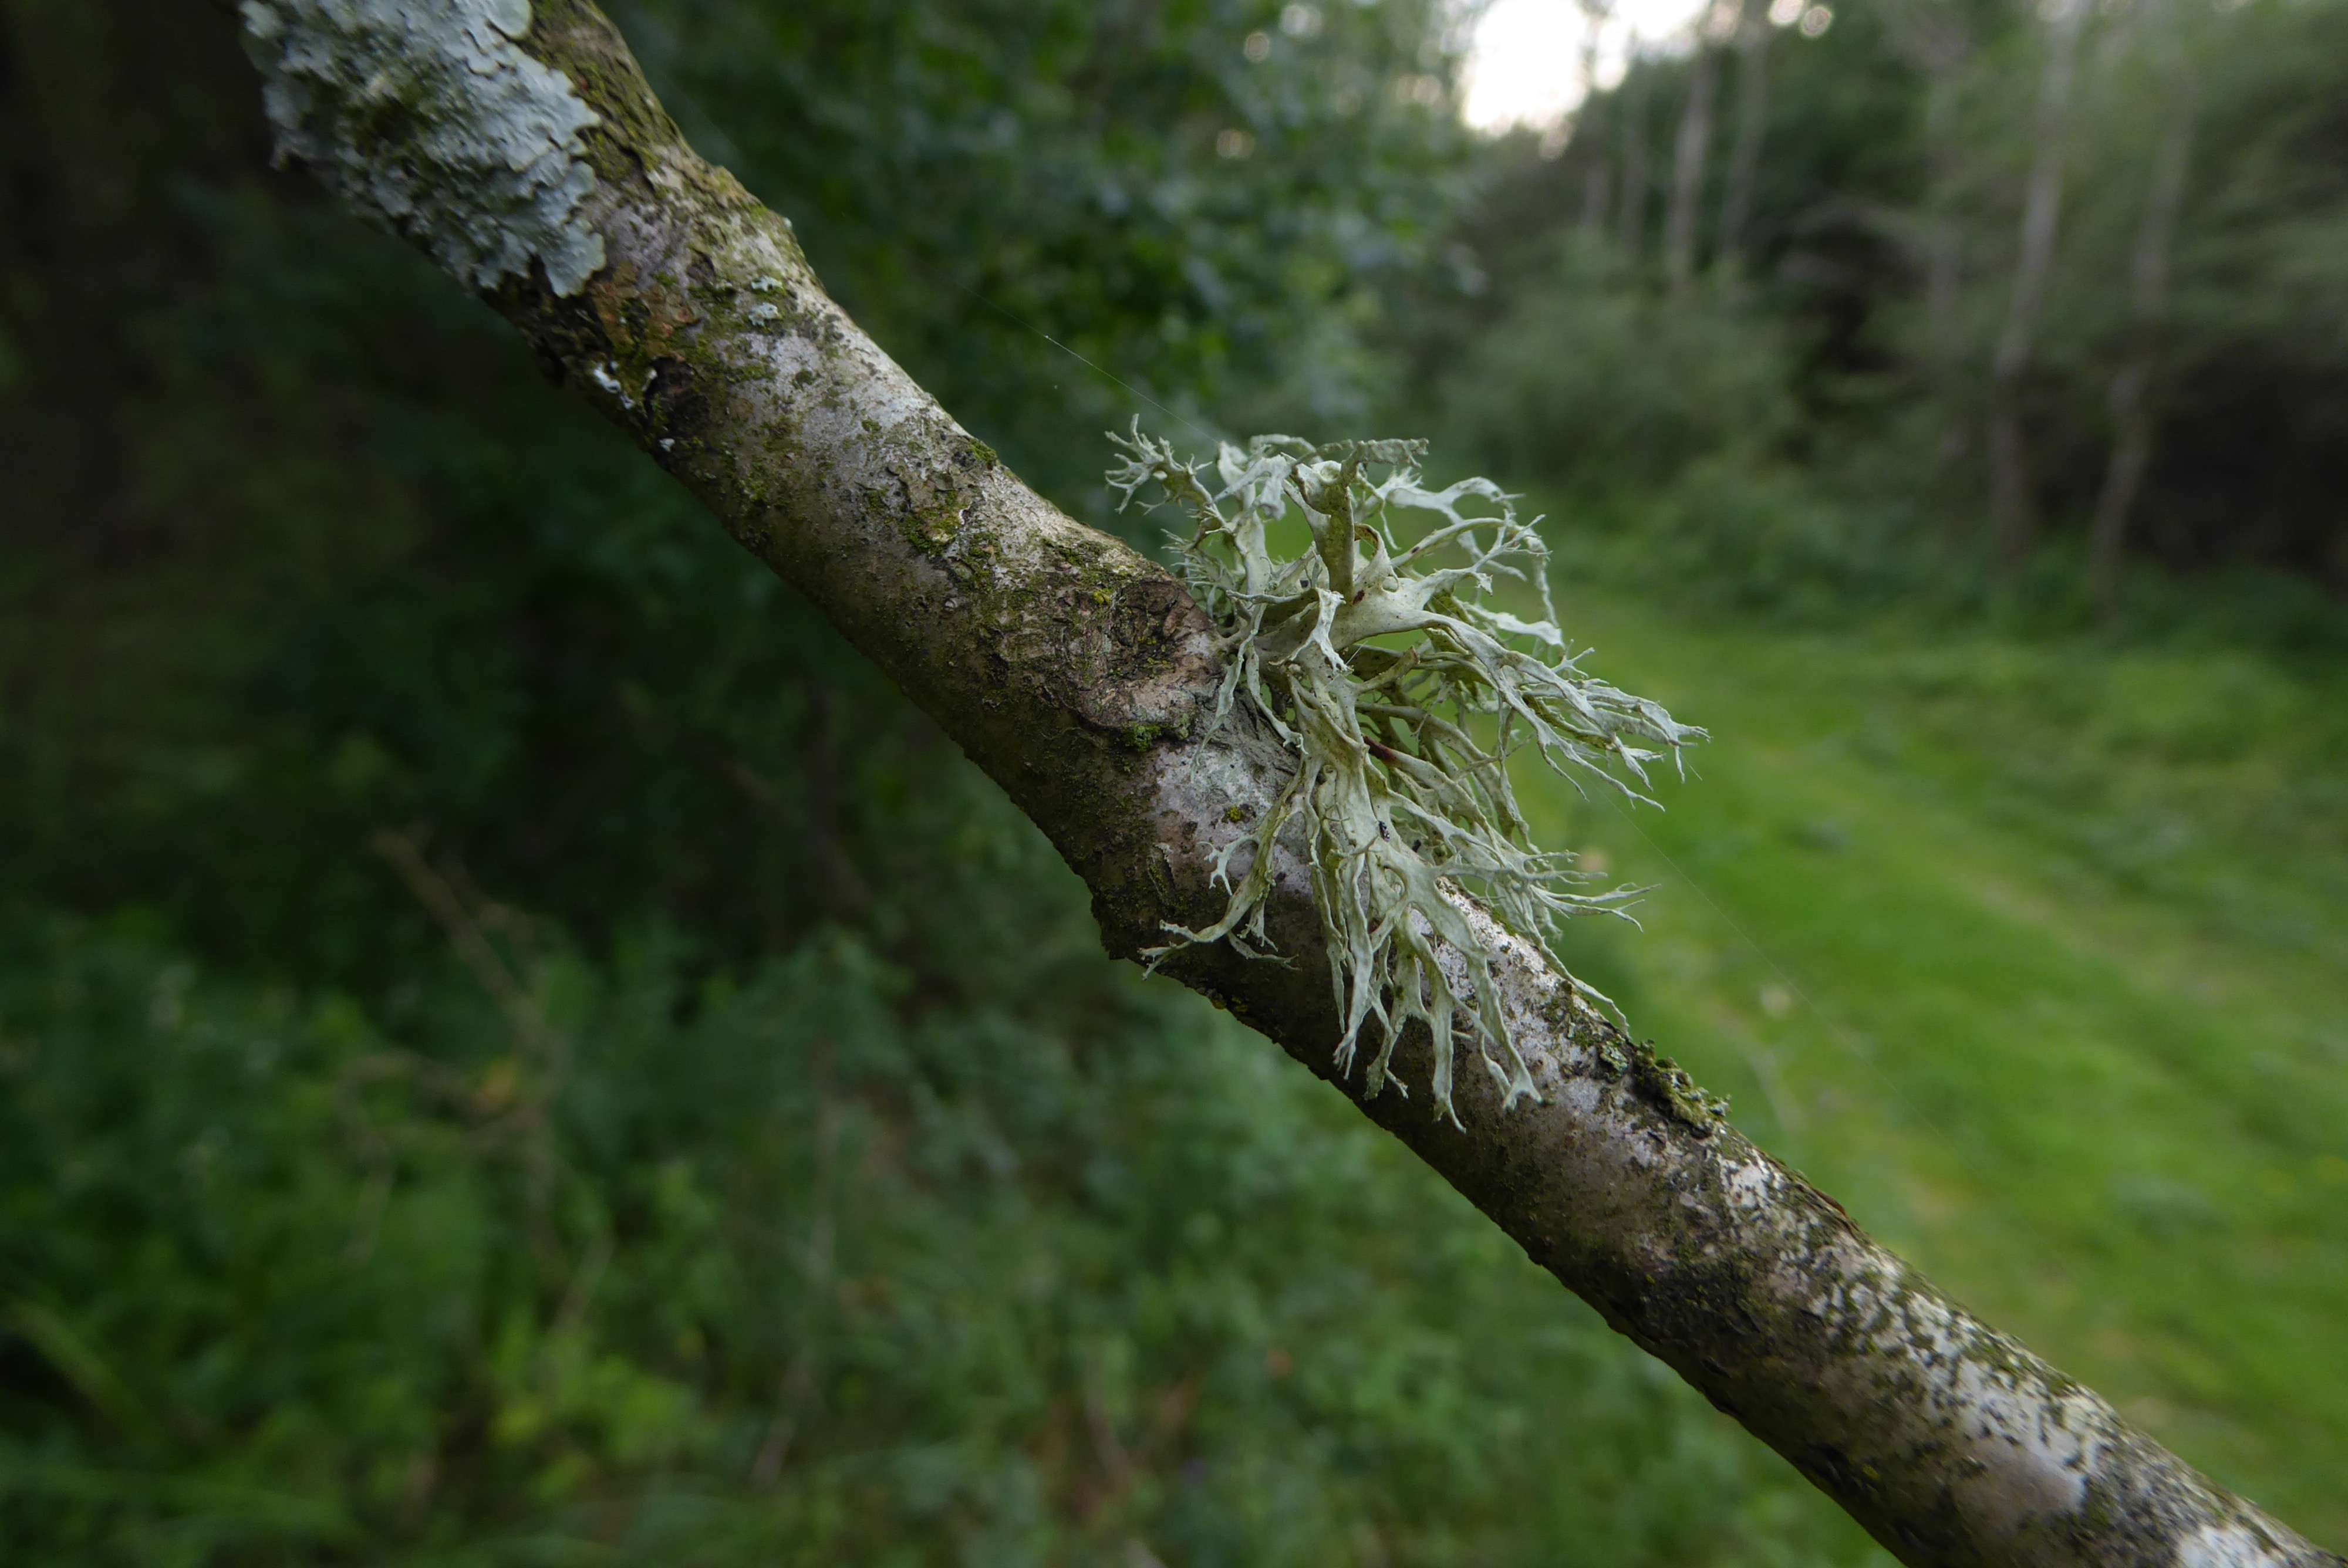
[1519,586,2348,1549]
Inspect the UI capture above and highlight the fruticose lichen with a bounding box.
[1109,427,1702,1123]
[240,0,607,296]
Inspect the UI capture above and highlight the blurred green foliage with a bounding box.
[1420,0,2348,623]
[0,910,1871,1564]
[619,0,1474,508]
[1443,244,1797,494]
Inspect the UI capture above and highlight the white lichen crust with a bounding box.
[240,0,607,296]
[1109,427,1703,1123]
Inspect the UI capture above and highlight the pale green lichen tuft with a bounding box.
[1108,425,1703,1124]
[239,0,606,296]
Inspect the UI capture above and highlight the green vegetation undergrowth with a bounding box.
[0,905,1884,1566]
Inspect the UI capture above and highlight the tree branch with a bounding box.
[234,4,2339,1563]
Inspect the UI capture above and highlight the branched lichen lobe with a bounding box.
[1108,426,1702,1123]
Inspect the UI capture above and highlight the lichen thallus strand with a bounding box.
[1108,426,1705,1125]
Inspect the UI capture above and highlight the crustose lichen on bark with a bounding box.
[239,0,608,296]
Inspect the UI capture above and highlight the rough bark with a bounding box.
[1986,0,2090,572]
[235,4,2342,1564]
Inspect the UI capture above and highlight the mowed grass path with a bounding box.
[1519,589,2348,1548]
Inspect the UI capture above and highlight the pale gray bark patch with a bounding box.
[239,0,606,295]
[2181,1526,2300,1568]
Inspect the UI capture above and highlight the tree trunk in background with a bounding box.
[0,0,265,559]
[226,2,2347,1562]
[1716,0,1771,268]
[1664,0,1727,295]
[1575,0,1615,239]
[1618,56,1652,263]
[1881,0,1976,501]
[2089,31,2197,621]
[1922,69,1969,486]
[1985,0,2089,572]
[1578,151,1612,236]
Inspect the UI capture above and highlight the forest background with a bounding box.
[5,0,2348,1561]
